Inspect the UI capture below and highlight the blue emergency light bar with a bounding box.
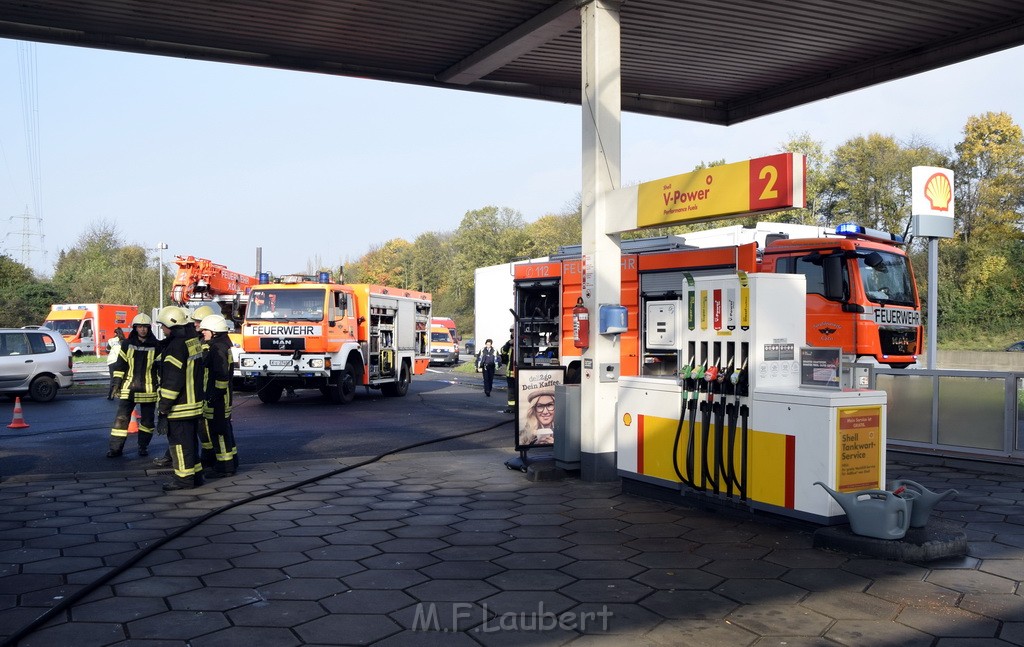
[318,271,331,283]
[258,272,270,284]
[835,222,905,245]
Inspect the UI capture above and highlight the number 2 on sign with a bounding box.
[758,165,779,200]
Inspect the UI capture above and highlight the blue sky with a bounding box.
[1,40,1022,277]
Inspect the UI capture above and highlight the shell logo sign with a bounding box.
[923,172,952,211]
[911,166,954,239]
[912,166,954,218]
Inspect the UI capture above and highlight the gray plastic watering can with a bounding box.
[815,481,910,540]
[888,479,958,528]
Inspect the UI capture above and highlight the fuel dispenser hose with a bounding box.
[1,417,514,647]
[672,361,703,492]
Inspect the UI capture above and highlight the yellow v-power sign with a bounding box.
[605,153,806,233]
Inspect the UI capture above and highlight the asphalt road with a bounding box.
[1,366,514,479]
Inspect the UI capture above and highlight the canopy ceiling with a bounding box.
[1,0,1022,124]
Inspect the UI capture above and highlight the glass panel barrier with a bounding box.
[937,376,1004,450]
[1017,377,1024,452]
[877,373,932,443]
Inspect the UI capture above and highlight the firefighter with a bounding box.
[199,314,238,477]
[190,304,216,462]
[190,304,215,332]
[106,314,160,458]
[500,328,516,413]
[155,305,206,491]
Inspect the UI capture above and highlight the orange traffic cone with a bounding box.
[7,397,29,429]
[127,409,140,434]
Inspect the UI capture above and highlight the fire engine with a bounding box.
[238,273,432,403]
[510,223,921,384]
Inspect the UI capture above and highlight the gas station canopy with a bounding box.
[1,0,1023,125]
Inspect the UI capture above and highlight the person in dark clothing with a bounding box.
[476,338,501,397]
[500,329,516,413]
[199,314,238,477]
[106,314,159,457]
[155,305,206,491]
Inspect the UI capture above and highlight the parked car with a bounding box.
[1006,341,1024,351]
[0,328,75,402]
[463,339,476,356]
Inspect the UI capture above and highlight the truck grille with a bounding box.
[879,328,918,355]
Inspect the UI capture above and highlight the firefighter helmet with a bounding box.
[131,313,153,327]
[156,305,188,328]
[191,305,215,322]
[199,314,229,333]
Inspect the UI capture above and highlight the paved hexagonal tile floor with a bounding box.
[1,429,1023,646]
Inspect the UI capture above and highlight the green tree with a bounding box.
[953,111,1024,243]
[820,133,945,237]
[0,254,66,327]
[51,220,163,312]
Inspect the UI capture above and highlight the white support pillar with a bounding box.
[579,0,621,481]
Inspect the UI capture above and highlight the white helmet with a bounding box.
[156,305,188,328]
[199,314,229,333]
[131,313,152,326]
[191,305,215,322]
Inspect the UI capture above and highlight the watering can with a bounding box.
[814,481,910,540]
[888,479,958,528]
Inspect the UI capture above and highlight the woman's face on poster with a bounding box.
[533,396,555,428]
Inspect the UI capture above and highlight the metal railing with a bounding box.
[867,365,1024,461]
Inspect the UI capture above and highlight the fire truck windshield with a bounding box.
[247,289,325,321]
[857,251,916,307]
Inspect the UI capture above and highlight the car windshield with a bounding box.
[43,320,81,335]
[858,251,916,307]
[247,289,325,321]
[432,332,451,343]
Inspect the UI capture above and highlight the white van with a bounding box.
[0,328,75,402]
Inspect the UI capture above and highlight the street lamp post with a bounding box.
[156,242,168,308]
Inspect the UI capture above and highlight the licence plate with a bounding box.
[270,359,291,366]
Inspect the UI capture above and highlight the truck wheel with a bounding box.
[382,362,410,397]
[257,382,283,404]
[329,362,358,404]
[29,375,58,402]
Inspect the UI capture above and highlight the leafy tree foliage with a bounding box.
[820,133,946,237]
[0,254,66,327]
[51,221,164,314]
[953,111,1024,243]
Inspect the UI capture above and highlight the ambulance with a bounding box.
[42,304,138,357]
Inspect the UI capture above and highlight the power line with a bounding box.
[9,41,48,271]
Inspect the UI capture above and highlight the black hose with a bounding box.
[686,394,700,492]
[1,417,513,647]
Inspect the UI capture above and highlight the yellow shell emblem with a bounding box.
[924,173,952,211]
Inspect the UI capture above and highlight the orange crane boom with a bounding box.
[170,256,257,304]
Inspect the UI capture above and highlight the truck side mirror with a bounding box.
[823,255,846,301]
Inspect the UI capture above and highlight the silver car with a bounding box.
[0,328,75,402]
